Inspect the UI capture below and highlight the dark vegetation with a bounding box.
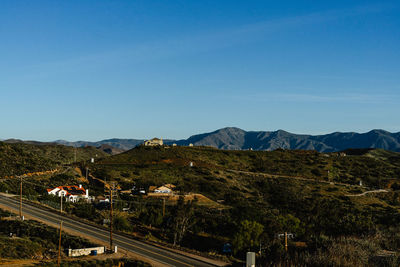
[0,209,97,260]
[92,146,400,196]
[2,144,400,266]
[89,146,400,266]
[0,211,149,266]
[34,258,151,267]
[0,142,108,177]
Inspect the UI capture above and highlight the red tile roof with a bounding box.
[47,185,86,196]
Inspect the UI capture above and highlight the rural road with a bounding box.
[0,194,221,267]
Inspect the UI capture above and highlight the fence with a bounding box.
[67,246,106,257]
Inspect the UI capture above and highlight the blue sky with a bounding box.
[1,1,399,141]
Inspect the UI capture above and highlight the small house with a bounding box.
[144,138,163,146]
[47,184,92,203]
[154,186,173,194]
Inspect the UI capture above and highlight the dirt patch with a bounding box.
[145,193,225,208]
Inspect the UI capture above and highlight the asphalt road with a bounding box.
[0,195,218,267]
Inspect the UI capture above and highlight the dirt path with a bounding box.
[226,169,360,187]
[345,189,389,197]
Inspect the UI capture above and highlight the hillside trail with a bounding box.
[226,169,358,187]
[225,169,391,195]
[0,168,62,182]
[345,189,388,197]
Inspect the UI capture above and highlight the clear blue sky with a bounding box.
[1,0,399,141]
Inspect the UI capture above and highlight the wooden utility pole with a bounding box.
[19,176,22,219]
[74,147,77,163]
[284,232,288,252]
[58,221,63,266]
[109,186,113,252]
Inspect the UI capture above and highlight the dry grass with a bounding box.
[145,193,225,208]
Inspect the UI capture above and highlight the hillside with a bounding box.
[0,209,96,260]
[96,144,125,155]
[2,144,400,265]
[88,145,400,265]
[92,145,400,193]
[0,209,149,266]
[54,138,145,151]
[0,142,109,177]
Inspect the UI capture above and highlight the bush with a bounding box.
[113,214,132,232]
[73,203,97,220]
[232,220,264,253]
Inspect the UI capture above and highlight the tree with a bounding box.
[169,196,197,246]
[73,203,96,220]
[139,206,163,228]
[233,220,264,253]
[113,214,132,232]
[276,214,304,237]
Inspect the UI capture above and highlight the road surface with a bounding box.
[0,194,220,267]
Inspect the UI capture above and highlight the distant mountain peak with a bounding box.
[214,127,245,133]
[367,129,391,135]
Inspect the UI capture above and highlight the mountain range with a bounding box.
[3,127,400,153]
[175,127,400,152]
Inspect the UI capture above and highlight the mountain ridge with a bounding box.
[4,127,400,152]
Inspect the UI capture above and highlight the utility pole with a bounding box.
[85,167,88,180]
[284,232,288,252]
[74,147,77,163]
[109,185,113,253]
[19,176,23,219]
[58,221,63,267]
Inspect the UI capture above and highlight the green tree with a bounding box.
[139,206,163,228]
[73,203,96,220]
[276,214,304,237]
[113,214,132,232]
[233,220,264,253]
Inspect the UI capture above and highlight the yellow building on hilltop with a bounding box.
[144,138,163,146]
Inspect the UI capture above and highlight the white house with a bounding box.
[153,184,176,194]
[154,186,171,194]
[47,184,91,203]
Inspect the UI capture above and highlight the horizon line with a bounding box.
[1,127,398,143]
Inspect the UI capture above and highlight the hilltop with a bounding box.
[0,142,109,177]
[92,145,400,193]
